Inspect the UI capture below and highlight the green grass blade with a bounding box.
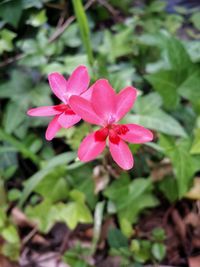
[72,0,94,66]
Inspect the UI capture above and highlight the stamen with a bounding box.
[109,129,120,144]
[54,104,68,112]
[114,125,129,135]
[54,104,75,115]
[95,127,109,142]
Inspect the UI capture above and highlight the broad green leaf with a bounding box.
[2,242,20,261]
[25,199,56,232]
[67,165,97,209]
[99,28,133,63]
[159,135,200,197]
[58,201,92,230]
[19,152,76,207]
[107,228,128,249]
[126,110,187,137]
[129,93,186,137]
[23,0,43,9]
[151,243,166,261]
[145,70,181,109]
[158,177,178,203]
[104,174,130,201]
[190,129,200,155]
[104,177,159,229]
[0,0,23,27]
[184,41,200,63]
[3,102,25,134]
[62,54,89,74]
[0,208,6,228]
[35,175,69,203]
[2,225,20,244]
[178,70,200,108]
[72,0,94,66]
[61,23,81,48]
[0,129,40,165]
[26,198,92,232]
[152,228,166,242]
[0,29,16,54]
[147,0,166,12]
[190,12,200,31]
[26,10,47,27]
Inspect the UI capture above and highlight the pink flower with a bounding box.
[69,79,153,170]
[27,66,90,141]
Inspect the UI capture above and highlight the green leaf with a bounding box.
[133,240,152,263]
[159,135,200,197]
[67,165,97,209]
[2,242,20,261]
[152,228,166,242]
[145,70,180,109]
[35,175,69,203]
[0,129,40,165]
[158,177,178,203]
[105,177,159,228]
[3,102,25,134]
[19,152,76,207]
[163,35,192,70]
[72,0,94,66]
[128,93,187,137]
[107,228,128,249]
[190,12,200,31]
[0,29,16,54]
[26,10,47,27]
[147,0,166,12]
[0,208,6,228]
[58,201,93,230]
[178,70,200,108]
[2,225,20,244]
[62,55,89,73]
[126,110,186,137]
[151,243,166,261]
[26,199,92,232]
[184,41,200,63]
[99,28,133,63]
[25,199,56,233]
[0,0,23,27]
[190,129,200,155]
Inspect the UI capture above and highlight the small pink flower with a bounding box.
[69,79,153,170]
[27,66,90,141]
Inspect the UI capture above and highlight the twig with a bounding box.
[22,227,38,246]
[97,0,120,18]
[0,53,25,68]
[48,0,96,43]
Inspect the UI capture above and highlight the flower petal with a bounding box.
[120,124,153,144]
[45,115,61,141]
[81,84,95,100]
[69,96,103,125]
[109,139,134,170]
[27,106,62,117]
[115,86,137,121]
[48,72,68,103]
[67,65,90,96]
[78,132,106,162]
[57,112,81,128]
[91,79,116,123]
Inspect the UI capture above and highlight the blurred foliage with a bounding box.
[0,0,200,265]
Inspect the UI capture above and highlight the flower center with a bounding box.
[94,124,129,144]
[54,104,75,115]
